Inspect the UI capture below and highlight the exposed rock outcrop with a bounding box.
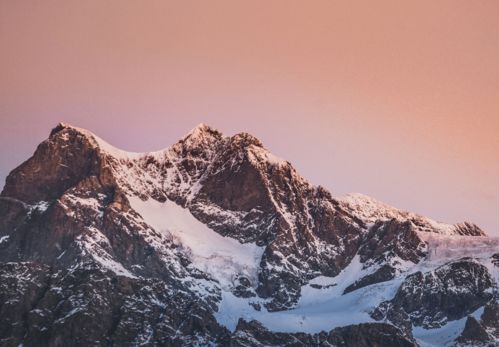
[372,259,495,330]
[231,319,417,347]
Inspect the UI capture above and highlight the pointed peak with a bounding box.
[49,122,95,139]
[47,122,140,159]
[192,122,211,131]
[186,123,221,137]
[50,122,76,136]
[179,123,224,148]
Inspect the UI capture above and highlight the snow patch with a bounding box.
[128,196,264,290]
[29,201,50,213]
[248,146,287,167]
[339,193,457,235]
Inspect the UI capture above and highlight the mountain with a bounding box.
[0,122,497,347]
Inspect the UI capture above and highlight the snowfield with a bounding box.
[128,196,265,290]
[215,255,403,333]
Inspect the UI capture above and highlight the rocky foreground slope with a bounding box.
[0,123,497,346]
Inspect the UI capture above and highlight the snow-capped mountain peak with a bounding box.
[0,123,497,346]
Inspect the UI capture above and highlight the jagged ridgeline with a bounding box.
[0,123,497,346]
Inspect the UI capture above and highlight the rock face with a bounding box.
[0,262,228,346]
[343,218,428,294]
[372,259,495,330]
[455,316,490,346]
[343,263,397,294]
[0,123,498,346]
[452,222,487,237]
[231,320,417,347]
[454,302,499,346]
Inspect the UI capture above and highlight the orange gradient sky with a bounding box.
[1,1,498,234]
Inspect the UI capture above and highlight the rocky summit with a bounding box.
[0,123,497,347]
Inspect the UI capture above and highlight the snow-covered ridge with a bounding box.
[49,123,494,242]
[55,122,293,169]
[338,193,413,223]
[339,193,482,236]
[54,122,146,159]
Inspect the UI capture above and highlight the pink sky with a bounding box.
[1,1,498,235]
